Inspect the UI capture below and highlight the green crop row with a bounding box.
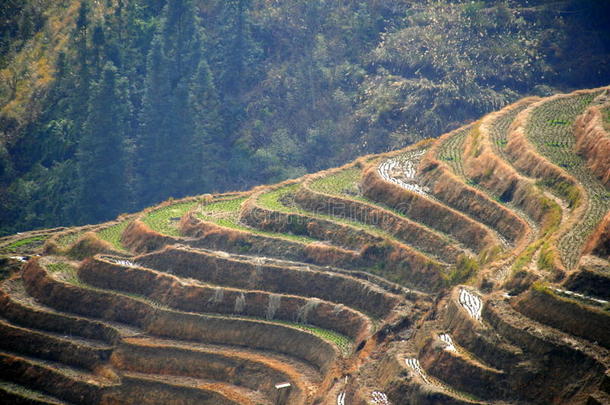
[312,165,462,257]
[1,235,48,253]
[142,201,198,236]
[310,167,361,196]
[489,103,531,161]
[525,92,610,268]
[276,320,352,355]
[96,220,131,251]
[437,126,471,177]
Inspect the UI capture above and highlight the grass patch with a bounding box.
[1,235,48,253]
[258,184,300,213]
[96,221,131,251]
[444,255,478,286]
[142,201,197,236]
[310,167,361,196]
[277,321,352,355]
[46,261,81,285]
[512,240,543,274]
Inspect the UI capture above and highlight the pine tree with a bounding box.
[77,62,131,223]
[136,0,220,205]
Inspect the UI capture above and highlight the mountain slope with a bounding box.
[1,87,609,404]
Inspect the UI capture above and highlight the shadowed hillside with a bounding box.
[0,86,609,404]
[2,0,610,236]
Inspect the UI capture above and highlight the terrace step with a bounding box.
[364,155,498,254]
[436,332,503,374]
[134,245,403,320]
[506,88,610,269]
[180,212,368,270]
[403,357,491,404]
[22,259,340,373]
[241,189,383,251]
[511,285,610,349]
[0,278,141,342]
[0,380,71,405]
[136,243,424,299]
[241,186,450,290]
[81,256,371,341]
[0,317,113,371]
[417,126,530,247]
[563,256,610,300]
[113,336,320,404]
[443,288,525,371]
[483,295,609,404]
[0,350,116,405]
[295,176,466,263]
[111,372,266,405]
[419,333,508,400]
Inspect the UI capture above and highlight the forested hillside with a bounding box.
[1,0,609,235]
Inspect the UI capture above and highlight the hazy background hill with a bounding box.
[1,0,609,236]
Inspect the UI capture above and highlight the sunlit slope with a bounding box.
[0,87,609,405]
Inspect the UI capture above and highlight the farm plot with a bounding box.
[96,220,132,251]
[258,184,396,240]
[276,321,352,355]
[309,166,464,260]
[551,287,608,308]
[405,357,431,384]
[377,149,429,195]
[55,230,85,249]
[44,261,353,354]
[405,356,484,403]
[490,103,532,161]
[370,390,390,404]
[437,126,472,178]
[525,92,610,268]
[142,201,198,236]
[310,167,362,197]
[0,235,48,254]
[197,197,315,243]
[459,288,482,321]
[439,333,457,352]
[336,391,346,405]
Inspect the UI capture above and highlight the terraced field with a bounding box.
[1,87,609,404]
[523,92,610,268]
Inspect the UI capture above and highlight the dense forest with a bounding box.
[1,0,609,236]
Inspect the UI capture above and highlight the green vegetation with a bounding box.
[310,167,361,196]
[2,0,610,236]
[258,185,301,214]
[444,255,478,286]
[142,201,197,237]
[55,231,84,249]
[1,235,47,253]
[46,261,81,285]
[525,92,610,268]
[258,184,389,238]
[437,126,472,177]
[196,196,315,243]
[277,321,352,355]
[96,220,131,251]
